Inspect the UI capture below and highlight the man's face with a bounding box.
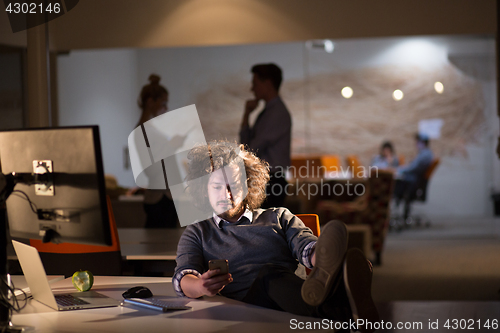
[251,74,270,101]
[382,147,392,158]
[207,165,245,220]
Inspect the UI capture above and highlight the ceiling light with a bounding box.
[392,89,404,101]
[323,40,334,53]
[341,86,353,99]
[306,39,335,53]
[434,81,444,94]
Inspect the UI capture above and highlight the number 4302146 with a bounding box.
[5,2,61,14]
[444,319,498,330]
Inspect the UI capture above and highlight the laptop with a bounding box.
[12,240,121,311]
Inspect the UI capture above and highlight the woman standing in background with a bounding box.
[132,74,179,228]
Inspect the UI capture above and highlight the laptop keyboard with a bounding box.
[55,294,90,306]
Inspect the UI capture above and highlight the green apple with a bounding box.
[72,270,94,292]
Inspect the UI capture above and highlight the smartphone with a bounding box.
[208,259,229,275]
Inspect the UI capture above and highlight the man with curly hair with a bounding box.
[173,141,378,332]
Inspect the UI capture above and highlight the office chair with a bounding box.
[398,155,405,165]
[296,214,320,275]
[291,156,323,179]
[320,155,342,178]
[29,196,122,277]
[297,214,320,237]
[391,158,440,230]
[405,158,440,228]
[345,155,363,178]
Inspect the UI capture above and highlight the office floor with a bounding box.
[372,216,500,302]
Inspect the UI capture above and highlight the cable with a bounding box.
[10,190,38,214]
[0,275,28,311]
[10,190,93,224]
[0,275,28,333]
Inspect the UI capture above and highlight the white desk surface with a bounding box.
[10,278,500,333]
[10,275,320,333]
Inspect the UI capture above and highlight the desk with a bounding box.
[10,275,325,333]
[6,229,184,262]
[6,229,185,276]
[118,228,185,275]
[10,276,500,333]
[118,228,184,261]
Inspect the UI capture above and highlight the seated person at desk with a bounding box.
[174,141,378,332]
[371,141,399,169]
[393,133,433,220]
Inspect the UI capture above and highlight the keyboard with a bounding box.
[55,294,90,306]
[122,298,191,312]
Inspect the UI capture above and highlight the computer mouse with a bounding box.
[122,286,153,299]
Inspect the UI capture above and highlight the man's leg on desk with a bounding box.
[242,221,379,333]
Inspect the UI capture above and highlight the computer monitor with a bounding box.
[0,126,111,246]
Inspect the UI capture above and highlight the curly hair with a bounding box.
[186,141,270,212]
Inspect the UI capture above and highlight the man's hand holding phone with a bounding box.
[179,259,232,298]
[198,260,232,297]
[209,259,229,274]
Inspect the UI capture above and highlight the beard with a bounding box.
[217,201,245,221]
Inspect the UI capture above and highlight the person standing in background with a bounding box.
[131,74,179,228]
[239,63,291,208]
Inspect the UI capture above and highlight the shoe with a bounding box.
[343,248,379,333]
[302,220,348,306]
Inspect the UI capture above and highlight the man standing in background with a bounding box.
[240,63,292,208]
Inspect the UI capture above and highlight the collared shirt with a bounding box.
[212,209,254,228]
[396,147,433,182]
[173,208,316,300]
[239,96,291,173]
